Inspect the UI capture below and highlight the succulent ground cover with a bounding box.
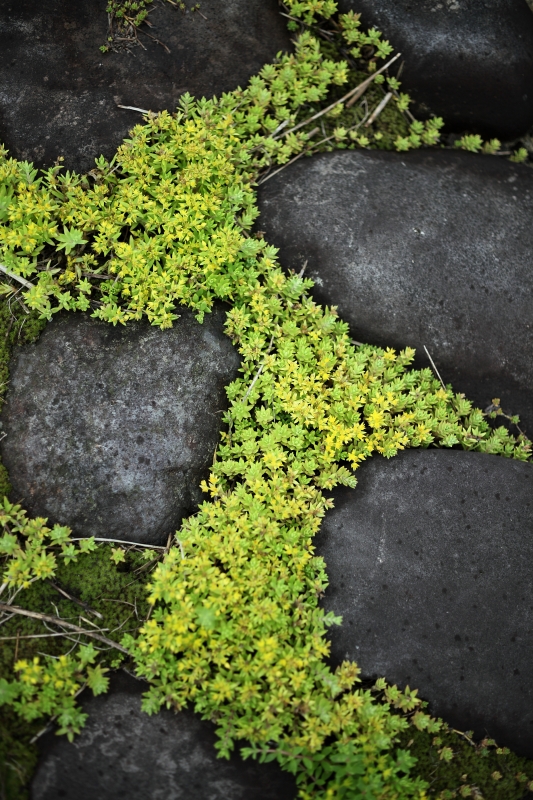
[0,2,532,798]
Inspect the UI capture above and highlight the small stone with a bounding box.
[337,0,533,140]
[0,307,239,545]
[31,671,296,800]
[0,0,290,172]
[315,449,533,758]
[257,149,533,436]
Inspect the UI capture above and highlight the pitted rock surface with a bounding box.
[0,0,290,172]
[0,308,239,545]
[257,149,533,436]
[315,449,533,758]
[338,0,533,139]
[31,672,296,800]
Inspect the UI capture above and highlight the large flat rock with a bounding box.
[0,308,240,545]
[31,672,296,800]
[315,450,533,757]
[338,0,533,139]
[257,149,533,436]
[0,0,290,172]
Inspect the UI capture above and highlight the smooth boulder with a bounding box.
[31,672,296,800]
[315,449,533,757]
[257,149,533,437]
[0,308,239,545]
[337,0,533,139]
[0,0,290,172]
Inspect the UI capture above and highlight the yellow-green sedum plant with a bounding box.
[0,3,531,799]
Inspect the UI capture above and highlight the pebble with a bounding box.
[31,672,296,800]
[315,449,533,757]
[0,0,290,172]
[337,0,533,139]
[0,307,239,545]
[257,149,533,436]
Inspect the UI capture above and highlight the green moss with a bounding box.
[397,726,533,799]
[0,546,153,800]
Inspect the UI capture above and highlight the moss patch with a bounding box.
[397,726,533,799]
[0,542,153,800]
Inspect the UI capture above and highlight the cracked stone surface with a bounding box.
[0,0,290,172]
[31,672,297,800]
[257,148,533,437]
[338,0,533,139]
[316,449,533,758]
[0,307,240,545]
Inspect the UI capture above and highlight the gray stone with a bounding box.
[0,307,239,545]
[257,149,533,436]
[337,0,533,140]
[31,672,296,800]
[315,449,533,757]
[0,0,290,173]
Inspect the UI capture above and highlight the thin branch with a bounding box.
[0,264,34,290]
[346,53,401,108]
[275,51,401,140]
[0,603,130,655]
[69,536,167,550]
[243,334,275,401]
[0,630,109,641]
[365,92,393,126]
[258,110,369,186]
[117,104,150,114]
[424,345,446,391]
[47,580,103,620]
[257,151,308,186]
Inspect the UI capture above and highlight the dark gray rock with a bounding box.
[31,672,296,800]
[337,0,533,140]
[0,0,290,172]
[315,449,533,757]
[257,149,533,436]
[0,307,239,545]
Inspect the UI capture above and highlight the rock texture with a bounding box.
[31,672,296,800]
[315,449,533,758]
[337,0,533,140]
[257,149,533,437]
[0,308,239,545]
[0,0,290,172]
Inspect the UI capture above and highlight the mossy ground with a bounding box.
[397,727,533,800]
[0,539,153,799]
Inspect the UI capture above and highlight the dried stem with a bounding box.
[0,603,130,655]
[0,264,34,290]
[275,51,401,142]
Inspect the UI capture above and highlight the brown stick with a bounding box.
[0,603,130,655]
[47,580,104,620]
[0,264,34,290]
[276,51,401,140]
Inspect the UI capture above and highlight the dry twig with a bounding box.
[0,603,130,655]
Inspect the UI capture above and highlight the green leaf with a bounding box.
[0,533,18,555]
[87,665,109,696]
[0,678,19,705]
[110,547,126,564]
[55,227,87,254]
[195,606,217,630]
[78,537,97,554]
